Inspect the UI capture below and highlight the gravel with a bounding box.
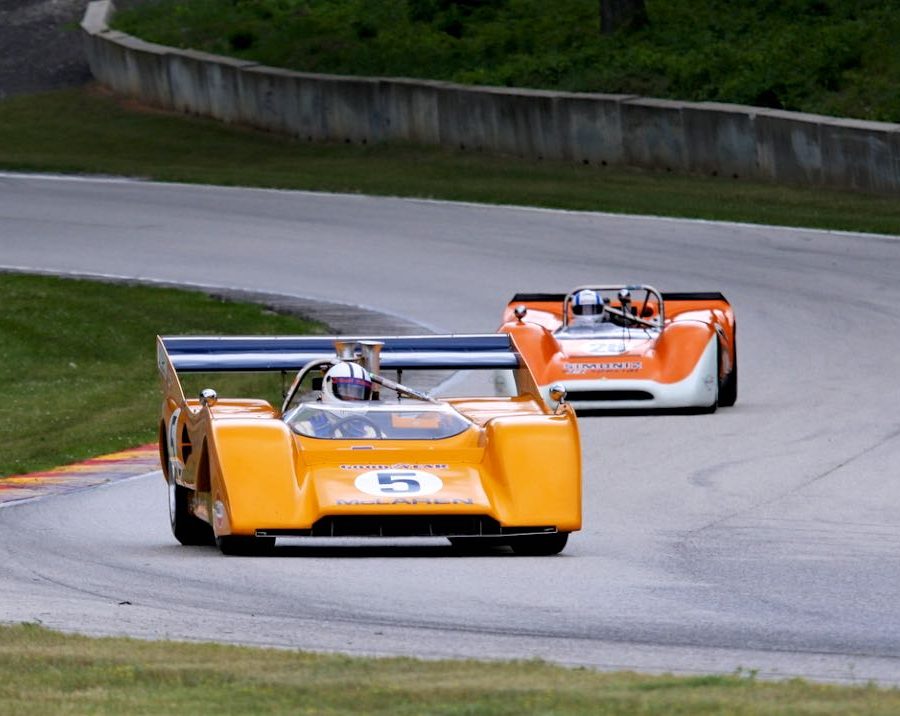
[0,0,95,98]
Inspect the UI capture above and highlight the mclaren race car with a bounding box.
[497,285,737,412]
[157,334,581,555]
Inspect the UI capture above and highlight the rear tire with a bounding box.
[216,535,276,556]
[508,532,569,556]
[168,470,215,546]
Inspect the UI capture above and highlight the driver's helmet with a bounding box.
[572,289,604,316]
[323,362,373,402]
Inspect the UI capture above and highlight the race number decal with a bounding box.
[354,470,443,497]
[166,408,184,481]
[585,341,626,355]
[166,409,181,457]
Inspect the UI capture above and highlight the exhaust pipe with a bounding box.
[333,339,359,362]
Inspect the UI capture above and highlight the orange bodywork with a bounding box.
[498,290,737,411]
[157,336,581,546]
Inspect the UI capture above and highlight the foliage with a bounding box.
[113,0,900,122]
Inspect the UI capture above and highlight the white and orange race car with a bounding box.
[497,285,737,412]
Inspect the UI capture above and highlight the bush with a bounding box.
[112,0,900,121]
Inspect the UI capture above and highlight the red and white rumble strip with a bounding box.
[0,445,159,506]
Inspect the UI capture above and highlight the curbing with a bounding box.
[81,0,900,195]
[0,444,159,506]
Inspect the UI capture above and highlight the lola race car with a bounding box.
[157,334,580,556]
[497,285,737,412]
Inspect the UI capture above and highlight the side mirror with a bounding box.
[514,305,528,322]
[199,388,218,408]
[548,384,567,414]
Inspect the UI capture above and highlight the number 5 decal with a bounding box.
[355,469,443,497]
[377,471,420,493]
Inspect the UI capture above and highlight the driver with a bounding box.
[568,289,610,330]
[323,361,373,402]
[308,362,378,438]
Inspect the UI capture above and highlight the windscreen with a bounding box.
[284,402,472,440]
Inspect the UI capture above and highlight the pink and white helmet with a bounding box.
[323,362,373,402]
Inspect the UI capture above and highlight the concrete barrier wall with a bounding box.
[82,0,900,195]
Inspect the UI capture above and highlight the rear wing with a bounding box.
[660,292,728,303]
[157,333,529,409]
[509,291,728,304]
[158,334,520,374]
[503,289,731,334]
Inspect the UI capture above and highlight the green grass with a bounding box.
[1,88,899,236]
[0,273,323,477]
[112,0,900,123]
[0,623,898,715]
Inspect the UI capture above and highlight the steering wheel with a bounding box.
[329,415,384,439]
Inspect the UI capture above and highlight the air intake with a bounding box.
[257,517,557,539]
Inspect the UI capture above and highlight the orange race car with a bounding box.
[157,334,580,556]
[497,285,737,412]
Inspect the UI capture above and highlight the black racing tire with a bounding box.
[216,535,276,556]
[168,470,215,546]
[718,328,738,408]
[508,532,569,556]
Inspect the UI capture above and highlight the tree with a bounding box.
[600,0,648,34]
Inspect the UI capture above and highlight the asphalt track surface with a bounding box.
[1,172,900,684]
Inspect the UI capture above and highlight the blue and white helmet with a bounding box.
[572,289,604,316]
[323,362,373,402]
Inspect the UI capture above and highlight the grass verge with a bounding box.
[1,623,898,715]
[0,273,323,477]
[0,87,898,236]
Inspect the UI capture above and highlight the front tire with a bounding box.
[168,472,215,546]
[508,532,569,556]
